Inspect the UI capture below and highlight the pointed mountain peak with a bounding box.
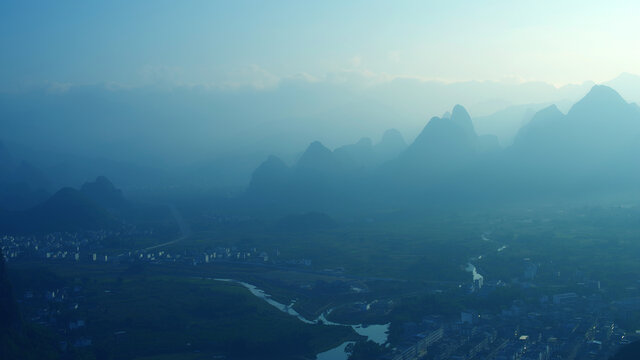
[81,176,117,192]
[408,106,477,150]
[571,85,627,110]
[296,141,339,171]
[94,175,115,187]
[305,141,330,154]
[374,129,407,161]
[566,85,633,122]
[80,176,126,209]
[398,113,478,169]
[249,155,289,193]
[450,105,476,139]
[451,104,471,122]
[264,155,286,166]
[586,84,624,99]
[420,116,447,134]
[253,155,287,174]
[29,187,114,232]
[534,104,563,119]
[411,115,472,148]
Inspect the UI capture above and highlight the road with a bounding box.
[143,205,190,251]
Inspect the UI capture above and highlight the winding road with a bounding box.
[143,205,190,251]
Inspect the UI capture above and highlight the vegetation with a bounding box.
[1,249,62,359]
[8,262,357,360]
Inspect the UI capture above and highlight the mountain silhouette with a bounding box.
[248,155,290,197]
[295,141,341,174]
[449,104,476,140]
[393,105,479,176]
[373,129,407,162]
[0,141,51,211]
[80,176,127,210]
[604,72,640,105]
[243,85,640,213]
[510,85,640,178]
[334,137,375,169]
[564,85,640,152]
[511,104,565,154]
[0,187,115,233]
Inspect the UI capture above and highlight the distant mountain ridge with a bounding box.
[0,176,125,234]
[393,104,480,173]
[247,129,408,210]
[80,175,128,210]
[245,85,640,213]
[0,141,51,211]
[508,85,640,183]
[374,129,408,161]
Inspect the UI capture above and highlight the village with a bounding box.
[4,230,640,360]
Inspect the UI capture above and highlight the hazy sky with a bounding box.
[2,0,640,90]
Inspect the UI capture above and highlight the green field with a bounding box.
[9,263,358,360]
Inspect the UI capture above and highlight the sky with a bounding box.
[1,0,640,90]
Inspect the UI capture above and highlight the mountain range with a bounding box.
[7,74,640,190]
[3,83,640,220]
[246,85,640,214]
[0,176,125,234]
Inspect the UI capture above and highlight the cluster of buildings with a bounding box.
[126,246,274,266]
[0,228,152,263]
[387,260,640,360]
[6,227,640,360]
[19,282,94,352]
[1,229,327,274]
[0,231,279,268]
[390,296,636,360]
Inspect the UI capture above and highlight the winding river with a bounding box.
[465,263,484,284]
[213,278,389,360]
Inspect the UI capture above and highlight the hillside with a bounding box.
[0,187,116,234]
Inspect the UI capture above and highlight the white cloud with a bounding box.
[323,68,394,87]
[221,65,280,90]
[288,72,321,83]
[45,82,73,94]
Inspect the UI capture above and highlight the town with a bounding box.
[4,227,640,360]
